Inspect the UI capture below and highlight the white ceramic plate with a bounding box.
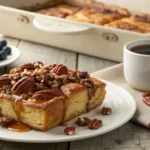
[0,46,20,67]
[0,79,136,143]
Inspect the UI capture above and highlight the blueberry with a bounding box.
[0,40,7,47]
[2,46,12,55]
[0,51,7,60]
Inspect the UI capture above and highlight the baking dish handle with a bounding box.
[33,17,91,35]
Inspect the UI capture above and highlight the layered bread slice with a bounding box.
[105,15,150,34]
[36,4,80,18]
[66,7,126,25]
[0,62,106,131]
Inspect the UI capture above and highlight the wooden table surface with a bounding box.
[0,35,150,150]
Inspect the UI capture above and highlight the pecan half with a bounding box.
[142,96,150,106]
[11,77,34,94]
[79,71,88,79]
[0,117,13,126]
[18,63,34,72]
[142,92,150,97]
[101,107,112,115]
[75,117,91,126]
[81,79,94,88]
[88,119,102,129]
[51,64,68,75]
[32,89,64,100]
[64,126,75,135]
[142,92,150,106]
[0,76,11,87]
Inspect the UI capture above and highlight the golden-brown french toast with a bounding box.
[36,4,80,18]
[105,16,150,33]
[0,62,106,131]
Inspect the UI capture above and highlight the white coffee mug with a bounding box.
[124,39,150,91]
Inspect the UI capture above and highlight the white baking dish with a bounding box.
[0,0,149,62]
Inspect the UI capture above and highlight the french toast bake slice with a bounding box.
[66,7,127,25]
[36,4,80,18]
[105,15,150,33]
[0,62,106,131]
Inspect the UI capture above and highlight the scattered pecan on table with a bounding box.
[142,92,150,106]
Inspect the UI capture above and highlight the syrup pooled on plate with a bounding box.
[7,121,31,132]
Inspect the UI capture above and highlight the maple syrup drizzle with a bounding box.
[7,121,31,132]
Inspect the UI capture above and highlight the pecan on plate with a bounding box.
[0,117,13,126]
[51,64,68,75]
[88,119,102,129]
[0,76,11,87]
[11,77,34,94]
[75,117,91,126]
[32,89,64,100]
[18,63,34,72]
[101,107,112,115]
[64,126,75,135]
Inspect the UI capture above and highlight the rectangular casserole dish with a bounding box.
[0,0,150,62]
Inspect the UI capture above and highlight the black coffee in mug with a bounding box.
[130,45,150,55]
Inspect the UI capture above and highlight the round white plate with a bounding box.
[0,46,20,67]
[0,79,136,143]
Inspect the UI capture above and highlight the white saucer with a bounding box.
[0,46,20,67]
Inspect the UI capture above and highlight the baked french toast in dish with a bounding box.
[34,1,150,34]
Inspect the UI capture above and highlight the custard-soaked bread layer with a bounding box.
[0,62,106,131]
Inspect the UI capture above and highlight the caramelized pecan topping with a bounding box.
[81,79,95,88]
[51,64,68,75]
[0,76,11,87]
[18,63,34,72]
[79,72,88,79]
[32,89,64,100]
[0,117,13,126]
[0,62,95,102]
[11,77,34,94]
